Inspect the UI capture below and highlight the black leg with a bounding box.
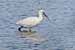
[18,26,24,32]
[28,27,32,32]
[18,26,36,33]
[18,26,28,32]
[29,28,31,32]
[28,27,36,33]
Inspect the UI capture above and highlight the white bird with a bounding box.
[16,9,50,32]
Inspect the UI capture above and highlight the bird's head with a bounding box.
[38,8,44,13]
[38,8,51,22]
[38,8,48,17]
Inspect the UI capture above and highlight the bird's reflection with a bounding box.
[17,31,47,42]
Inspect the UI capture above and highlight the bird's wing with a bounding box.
[16,17,38,26]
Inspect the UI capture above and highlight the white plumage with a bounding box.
[16,9,49,32]
[16,17,43,27]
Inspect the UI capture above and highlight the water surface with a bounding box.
[0,0,74,50]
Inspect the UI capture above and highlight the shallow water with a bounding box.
[0,0,74,50]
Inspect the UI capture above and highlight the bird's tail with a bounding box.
[16,20,21,25]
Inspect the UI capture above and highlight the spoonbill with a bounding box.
[16,9,50,32]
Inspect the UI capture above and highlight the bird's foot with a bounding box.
[29,31,36,33]
[26,31,36,35]
[20,30,36,33]
[19,30,28,33]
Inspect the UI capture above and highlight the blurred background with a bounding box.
[0,0,74,50]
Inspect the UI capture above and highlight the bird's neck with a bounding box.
[38,12,43,21]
